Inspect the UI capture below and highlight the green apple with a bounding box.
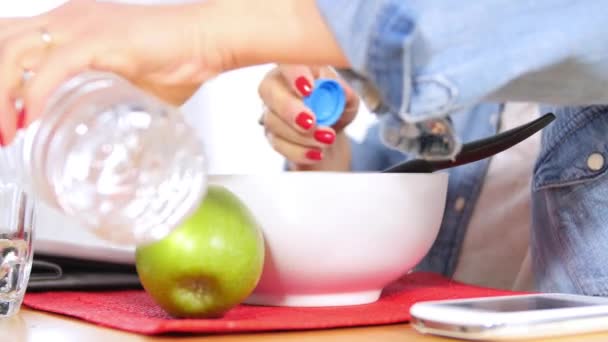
[135,184,265,318]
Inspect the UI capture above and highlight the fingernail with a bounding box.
[295,112,314,130]
[314,130,335,144]
[0,130,5,147]
[16,108,26,130]
[295,77,312,97]
[306,149,323,161]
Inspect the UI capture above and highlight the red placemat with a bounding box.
[22,272,525,335]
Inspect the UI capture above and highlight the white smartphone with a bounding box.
[410,293,608,340]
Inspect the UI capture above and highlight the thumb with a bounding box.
[278,64,316,97]
[331,76,359,132]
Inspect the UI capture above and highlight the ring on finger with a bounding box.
[20,28,54,85]
[39,27,54,48]
[21,68,34,84]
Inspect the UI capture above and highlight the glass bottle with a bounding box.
[18,71,207,246]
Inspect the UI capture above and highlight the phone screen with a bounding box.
[445,296,598,312]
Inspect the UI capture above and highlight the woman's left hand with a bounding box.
[0,0,227,144]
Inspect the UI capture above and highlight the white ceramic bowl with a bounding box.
[209,172,448,307]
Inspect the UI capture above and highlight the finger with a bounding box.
[258,69,317,133]
[0,125,5,147]
[332,77,360,131]
[0,18,23,29]
[0,30,52,141]
[263,109,336,147]
[0,97,18,146]
[277,65,317,97]
[334,76,359,112]
[23,42,97,126]
[265,131,323,165]
[0,18,46,40]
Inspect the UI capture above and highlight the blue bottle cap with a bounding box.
[303,79,346,127]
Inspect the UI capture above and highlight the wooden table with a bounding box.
[4,308,608,342]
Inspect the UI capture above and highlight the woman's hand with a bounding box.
[258,65,359,171]
[0,0,349,145]
[0,0,228,143]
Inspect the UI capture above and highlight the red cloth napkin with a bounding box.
[23,272,525,335]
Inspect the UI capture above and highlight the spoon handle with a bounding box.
[382,112,556,173]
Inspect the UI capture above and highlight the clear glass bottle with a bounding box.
[19,72,207,246]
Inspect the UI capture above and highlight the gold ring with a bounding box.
[21,69,34,83]
[39,28,53,47]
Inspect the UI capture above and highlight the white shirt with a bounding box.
[453,102,541,291]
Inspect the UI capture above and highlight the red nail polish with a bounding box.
[306,149,323,161]
[0,130,4,147]
[295,77,312,97]
[314,130,335,144]
[17,108,26,130]
[295,112,314,130]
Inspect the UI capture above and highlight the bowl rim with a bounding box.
[208,171,450,177]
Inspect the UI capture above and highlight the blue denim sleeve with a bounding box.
[315,0,608,121]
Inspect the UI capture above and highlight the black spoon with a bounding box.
[382,112,556,173]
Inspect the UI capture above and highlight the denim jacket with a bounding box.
[315,0,608,295]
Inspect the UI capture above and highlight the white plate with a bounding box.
[33,204,135,265]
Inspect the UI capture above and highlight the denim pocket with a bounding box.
[533,106,608,191]
[531,106,608,296]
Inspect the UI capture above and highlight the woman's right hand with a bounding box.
[258,65,359,171]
